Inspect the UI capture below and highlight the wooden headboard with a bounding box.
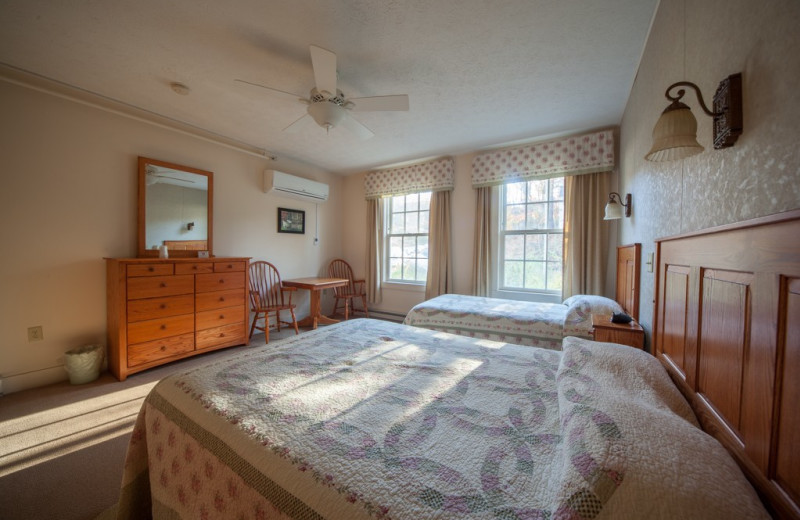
[163,239,208,251]
[653,209,800,519]
[615,243,641,321]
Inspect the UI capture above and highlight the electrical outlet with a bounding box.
[27,326,44,342]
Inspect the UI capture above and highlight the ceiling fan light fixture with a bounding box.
[307,101,346,131]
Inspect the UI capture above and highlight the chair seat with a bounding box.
[255,303,296,312]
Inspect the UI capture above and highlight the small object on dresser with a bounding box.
[198,250,209,258]
[158,245,169,258]
[611,311,633,324]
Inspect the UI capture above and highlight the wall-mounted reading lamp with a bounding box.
[645,73,743,162]
[604,192,631,220]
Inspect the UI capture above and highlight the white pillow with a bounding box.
[562,294,624,315]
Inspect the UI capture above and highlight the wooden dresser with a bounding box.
[106,257,250,381]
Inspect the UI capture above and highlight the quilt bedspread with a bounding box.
[402,294,584,349]
[116,319,768,520]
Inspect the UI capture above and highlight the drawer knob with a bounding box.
[161,324,167,330]
[160,282,167,288]
[218,333,225,338]
[219,279,224,284]
[160,345,166,351]
[148,267,154,272]
[219,314,224,319]
[160,304,167,309]
[192,265,198,270]
[219,297,225,302]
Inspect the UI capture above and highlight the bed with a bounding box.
[116,317,770,519]
[402,244,641,349]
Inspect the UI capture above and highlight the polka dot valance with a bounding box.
[365,157,454,199]
[471,129,615,187]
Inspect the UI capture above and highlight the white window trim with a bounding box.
[489,181,563,304]
[382,192,430,286]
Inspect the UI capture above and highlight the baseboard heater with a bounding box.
[368,310,406,323]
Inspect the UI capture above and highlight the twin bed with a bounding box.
[403,244,641,348]
[116,213,800,519]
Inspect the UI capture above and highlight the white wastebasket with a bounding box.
[64,344,104,384]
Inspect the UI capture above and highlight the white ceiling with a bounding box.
[0,0,658,175]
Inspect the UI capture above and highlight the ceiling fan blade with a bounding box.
[350,94,409,112]
[234,79,305,103]
[160,175,195,183]
[282,113,313,133]
[339,113,374,140]
[309,45,337,97]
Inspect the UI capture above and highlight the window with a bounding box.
[386,191,431,283]
[499,178,564,293]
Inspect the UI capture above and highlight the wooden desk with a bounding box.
[282,277,348,329]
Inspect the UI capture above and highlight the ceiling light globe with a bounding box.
[307,102,346,130]
[645,103,704,162]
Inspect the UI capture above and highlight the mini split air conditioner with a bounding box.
[263,170,329,203]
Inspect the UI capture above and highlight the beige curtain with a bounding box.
[425,190,453,299]
[366,198,384,304]
[472,186,492,296]
[562,171,611,298]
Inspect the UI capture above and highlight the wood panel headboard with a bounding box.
[616,243,641,321]
[653,209,800,519]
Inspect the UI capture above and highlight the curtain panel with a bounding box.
[365,198,384,304]
[471,129,615,187]
[365,157,455,199]
[425,190,453,299]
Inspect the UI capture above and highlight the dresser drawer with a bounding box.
[127,294,194,322]
[196,272,245,293]
[128,333,195,367]
[175,262,214,275]
[196,323,245,350]
[127,263,174,277]
[196,307,245,331]
[127,274,194,300]
[214,261,246,273]
[127,314,194,344]
[196,289,245,312]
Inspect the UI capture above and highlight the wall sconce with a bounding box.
[604,192,631,220]
[187,222,195,231]
[645,73,742,162]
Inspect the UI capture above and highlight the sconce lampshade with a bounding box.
[645,101,704,162]
[604,199,624,220]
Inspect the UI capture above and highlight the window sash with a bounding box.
[385,192,430,284]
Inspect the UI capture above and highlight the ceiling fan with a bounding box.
[237,45,409,139]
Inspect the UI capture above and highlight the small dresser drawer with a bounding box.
[196,307,245,331]
[175,262,214,275]
[196,272,245,293]
[127,294,194,323]
[127,314,194,344]
[127,263,174,277]
[127,274,194,300]
[128,333,195,367]
[214,261,246,273]
[196,289,245,312]
[196,323,245,350]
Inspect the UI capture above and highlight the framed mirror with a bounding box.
[137,156,213,258]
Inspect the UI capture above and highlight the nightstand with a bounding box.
[590,314,645,349]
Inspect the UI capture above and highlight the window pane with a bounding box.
[389,258,403,280]
[505,234,524,260]
[403,259,416,280]
[547,233,562,262]
[391,212,405,234]
[524,261,546,290]
[526,203,547,229]
[405,212,418,233]
[547,261,562,291]
[406,193,419,212]
[403,236,416,257]
[419,210,430,232]
[525,234,545,261]
[416,259,428,282]
[419,191,431,208]
[505,204,525,230]
[550,201,564,229]
[550,177,564,201]
[504,260,524,288]
[527,180,547,202]
[390,236,403,258]
[392,196,405,213]
[417,236,429,259]
[506,182,525,204]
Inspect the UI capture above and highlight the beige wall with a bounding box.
[0,80,343,393]
[618,0,800,340]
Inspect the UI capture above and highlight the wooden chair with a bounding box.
[248,261,299,343]
[328,258,369,320]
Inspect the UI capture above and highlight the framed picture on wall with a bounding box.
[278,207,305,234]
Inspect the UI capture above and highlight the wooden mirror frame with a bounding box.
[137,156,214,258]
